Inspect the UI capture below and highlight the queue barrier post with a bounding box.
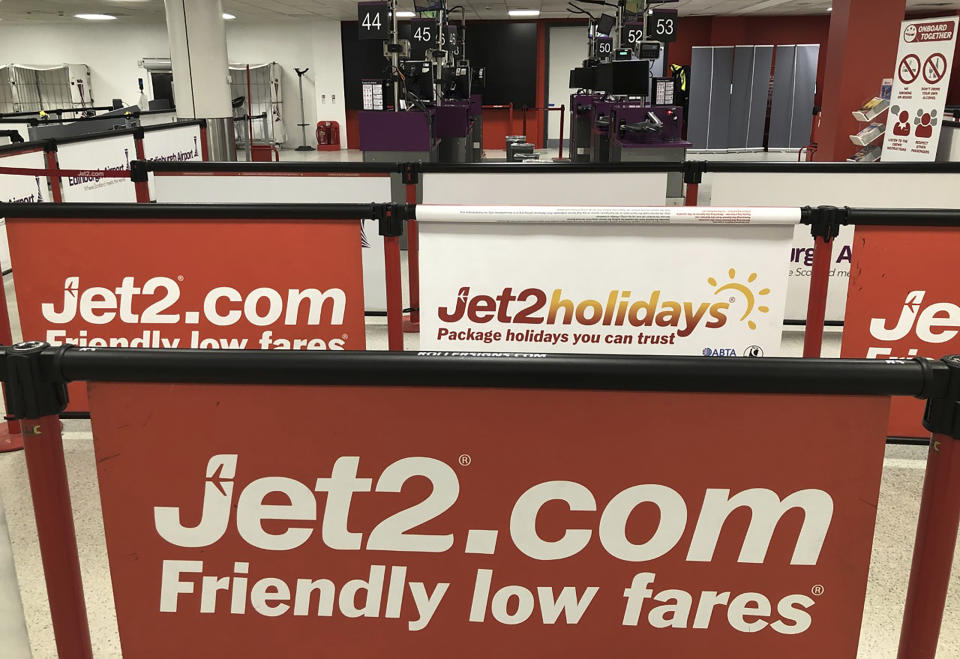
[4,342,91,659]
[130,159,150,203]
[198,120,210,161]
[801,206,845,358]
[899,355,960,658]
[132,128,150,202]
[558,105,565,160]
[402,163,420,333]
[683,160,704,207]
[43,144,63,203]
[376,204,408,351]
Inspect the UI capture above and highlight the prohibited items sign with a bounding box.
[899,54,921,84]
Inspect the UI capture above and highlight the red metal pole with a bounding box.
[246,65,254,151]
[403,182,420,334]
[802,237,833,358]
[509,103,514,135]
[558,105,565,160]
[684,182,699,207]
[44,149,63,203]
[199,123,210,161]
[897,431,960,659]
[133,136,150,203]
[22,414,93,658]
[384,236,404,351]
[522,106,528,138]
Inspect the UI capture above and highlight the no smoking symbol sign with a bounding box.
[924,53,948,84]
[899,54,921,84]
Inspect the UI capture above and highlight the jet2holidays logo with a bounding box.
[433,268,775,354]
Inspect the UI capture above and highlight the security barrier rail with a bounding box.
[2,343,960,658]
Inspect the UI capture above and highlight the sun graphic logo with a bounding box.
[707,269,771,330]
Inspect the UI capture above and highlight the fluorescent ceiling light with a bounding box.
[733,0,793,14]
[75,13,117,20]
[223,13,236,20]
[396,11,416,17]
[509,9,540,16]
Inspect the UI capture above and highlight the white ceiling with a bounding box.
[0,0,958,23]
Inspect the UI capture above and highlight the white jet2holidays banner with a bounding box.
[419,206,795,357]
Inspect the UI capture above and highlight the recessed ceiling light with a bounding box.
[223,13,236,20]
[509,9,540,16]
[75,13,117,20]
[396,11,415,17]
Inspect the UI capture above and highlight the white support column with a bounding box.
[0,498,31,658]
[312,21,348,149]
[163,0,236,160]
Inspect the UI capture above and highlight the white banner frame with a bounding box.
[153,171,392,312]
[57,134,138,203]
[421,171,671,205]
[419,206,794,358]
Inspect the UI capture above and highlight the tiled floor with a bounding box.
[0,149,958,657]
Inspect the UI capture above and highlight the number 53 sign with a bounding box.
[650,10,678,43]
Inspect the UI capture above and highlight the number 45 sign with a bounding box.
[358,2,390,40]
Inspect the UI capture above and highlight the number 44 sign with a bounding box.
[89,381,889,657]
[358,2,390,40]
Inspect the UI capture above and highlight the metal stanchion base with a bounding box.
[295,146,314,152]
[403,315,420,333]
[0,426,23,453]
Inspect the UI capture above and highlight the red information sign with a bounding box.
[840,226,960,437]
[88,382,889,657]
[6,217,366,409]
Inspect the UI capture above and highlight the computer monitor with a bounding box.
[569,66,597,90]
[403,60,435,103]
[597,14,616,36]
[597,60,650,96]
[413,0,443,12]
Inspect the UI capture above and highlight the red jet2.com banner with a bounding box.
[88,380,889,657]
[841,226,958,437]
[5,217,365,409]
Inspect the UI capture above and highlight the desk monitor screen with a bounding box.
[597,14,616,36]
[598,60,649,96]
[570,66,596,90]
[403,60,435,103]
